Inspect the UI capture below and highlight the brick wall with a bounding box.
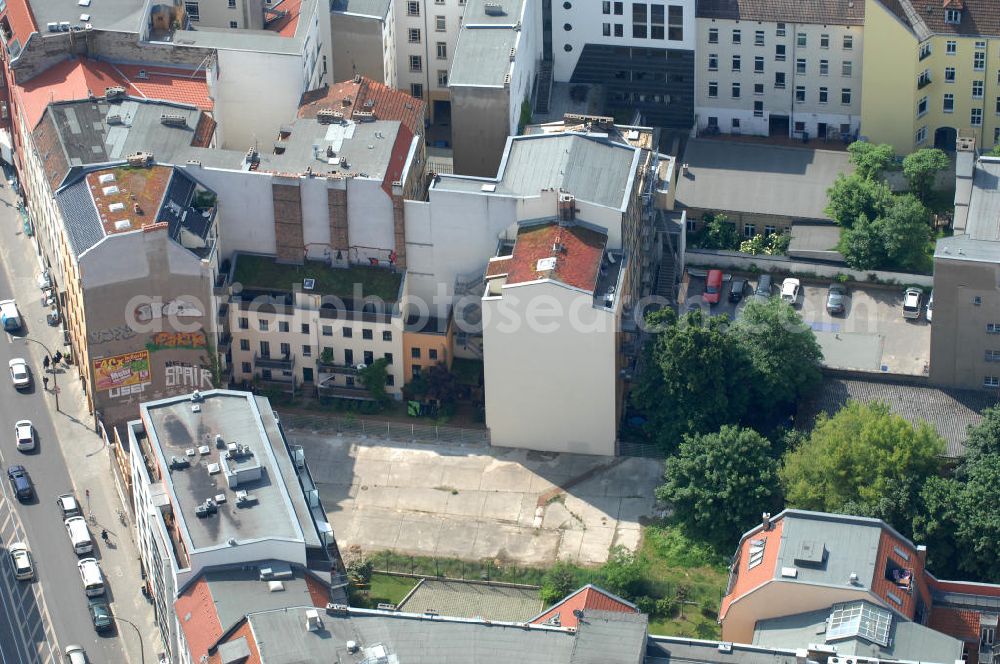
[272,182,304,264]
[327,187,348,252]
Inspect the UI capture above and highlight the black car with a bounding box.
[729,277,749,303]
[7,465,34,502]
[88,597,113,633]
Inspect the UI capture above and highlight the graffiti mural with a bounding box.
[164,361,214,390]
[89,325,138,345]
[146,331,208,352]
[93,350,152,395]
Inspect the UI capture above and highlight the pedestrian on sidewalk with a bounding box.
[42,376,49,390]
[101,529,109,543]
[43,355,50,371]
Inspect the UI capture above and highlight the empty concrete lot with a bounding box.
[290,431,664,566]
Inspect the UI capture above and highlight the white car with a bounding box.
[9,542,34,581]
[56,493,82,519]
[64,645,88,664]
[15,420,35,452]
[903,287,923,319]
[9,358,30,390]
[780,278,801,306]
[926,290,934,323]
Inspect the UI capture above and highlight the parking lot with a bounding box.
[291,432,665,566]
[683,270,930,375]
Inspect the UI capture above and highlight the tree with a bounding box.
[656,426,782,549]
[731,298,823,425]
[358,358,391,404]
[838,214,886,270]
[963,405,1000,457]
[848,141,896,180]
[902,148,950,204]
[838,195,931,272]
[696,213,740,250]
[540,562,580,604]
[990,144,1000,157]
[347,557,374,585]
[825,174,894,229]
[781,401,945,529]
[598,548,645,599]
[911,476,963,577]
[403,363,460,405]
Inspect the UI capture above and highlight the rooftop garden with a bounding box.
[233,255,402,302]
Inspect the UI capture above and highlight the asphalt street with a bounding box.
[0,184,129,663]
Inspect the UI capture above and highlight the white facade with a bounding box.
[551,0,696,82]
[694,18,863,139]
[393,0,468,108]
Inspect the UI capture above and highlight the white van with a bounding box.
[65,517,94,555]
[77,558,105,597]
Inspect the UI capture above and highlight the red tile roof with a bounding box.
[504,223,607,293]
[930,606,981,642]
[265,0,302,37]
[719,518,784,619]
[381,125,416,197]
[0,0,38,52]
[486,257,512,277]
[530,585,637,629]
[207,619,262,664]
[175,577,225,663]
[14,57,212,129]
[299,76,425,137]
[871,530,930,621]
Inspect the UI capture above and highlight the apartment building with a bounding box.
[722,509,1000,664]
[394,0,469,119]
[448,0,542,176]
[862,0,1000,153]
[126,389,344,663]
[930,146,1000,390]
[694,0,864,140]
[330,0,397,87]
[549,0,696,127]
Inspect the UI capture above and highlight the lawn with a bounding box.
[348,573,418,609]
[233,254,402,301]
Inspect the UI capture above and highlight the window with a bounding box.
[411,347,421,359]
[614,23,623,36]
[975,40,986,49]
[602,0,610,13]
[776,22,785,37]
[344,348,353,365]
[437,70,448,86]
[343,327,353,338]
[668,5,682,40]
[259,340,271,357]
[386,374,395,387]
[754,100,764,116]
[435,0,444,4]
[796,58,806,74]
[986,350,1000,362]
[975,51,985,71]
[995,96,1000,114]
[754,82,764,95]
[820,59,829,76]
[774,71,786,88]
[841,88,852,104]
[707,81,718,98]
[603,22,611,36]
[819,86,828,103]
[409,55,422,72]
[614,1,623,14]
[996,127,1000,145]
[429,349,438,360]
[842,60,852,77]
[754,56,764,72]
[185,1,200,21]
[259,319,269,332]
[436,42,447,58]
[412,366,421,378]
[942,93,955,112]
[985,376,1000,388]
[732,55,741,71]
[732,82,741,98]
[301,323,310,334]
[843,34,853,50]
[411,82,423,98]
[796,32,806,47]
[322,325,332,336]
[974,80,984,98]
[915,126,927,144]
[945,66,956,82]
[946,40,956,55]
[795,85,805,102]
[407,0,419,15]
[732,29,741,44]
[228,20,238,28]
[632,3,647,38]
[708,27,718,43]
[362,329,373,340]
[274,320,286,333]
[435,15,445,31]
[279,342,291,357]
[384,352,393,365]
[755,30,764,46]
[820,33,829,48]
[744,224,756,238]
[945,8,961,24]
[382,330,392,342]
[240,339,250,351]
[988,323,1000,334]
[917,96,928,117]
[241,361,251,374]
[650,4,663,39]
[775,44,786,61]
[303,345,312,357]
[228,0,236,6]
[919,42,931,60]
[708,53,718,70]
[239,317,249,330]
[364,351,374,365]
[972,108,983,126]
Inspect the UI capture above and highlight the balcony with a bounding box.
[254,352,295,370]
[217,332,232,355]
[316,377,375,401]
[317,359,359,376]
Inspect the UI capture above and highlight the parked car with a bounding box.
[729,277,750,303]
[64,645,88,664]
[87,597,113,633]
[926,290,934,323]
[56,493,82,519]
[7,465,34,502]
[780,278,801,306]
[753,274,773,302]
[826,283,848,315]
[14,420,35,452]
[9,358,30,390]
[903,287,923,319]
[0,298,22,332]
[703,269,724,304]
[9,542,34,581]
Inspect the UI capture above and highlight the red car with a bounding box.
[703,269,724,304]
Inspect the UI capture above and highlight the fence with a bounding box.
[686,248,934,287]
[277,411,490,446]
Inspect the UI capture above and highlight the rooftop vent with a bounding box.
[316,108,338,124]
[160,113,187,127]
[353,110,375,121]
[197,445,210,455]
[303,278,316,290]
[106,113,123,125]
[113,220,131,231]
[127,152,153,167]
[102,185,119,196]
[227,537,237,546]
[194,498,218,518]
[98,173,116,185]
[104,86,127,101]
[109,202,125,213]
[191,391,203,402]
[347,641,359,654]
[794,540,826,567]
[326,603,349,615]
[169,456,190,470]
[305,609,322,632]
[484,1,505,15]
[536,257,557,272]
[268,580,285,592]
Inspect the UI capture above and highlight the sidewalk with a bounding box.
[1,182,163,663]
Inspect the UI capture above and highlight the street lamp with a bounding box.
[113,616,146,664]
[21,337,57,412]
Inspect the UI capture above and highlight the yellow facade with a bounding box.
[861,0,1000,153]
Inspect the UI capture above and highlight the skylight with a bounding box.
[747,538,766,570]
[827,601,892,646]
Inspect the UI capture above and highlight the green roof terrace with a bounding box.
[231,254,403,302]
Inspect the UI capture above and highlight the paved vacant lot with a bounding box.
[291,432,664,566]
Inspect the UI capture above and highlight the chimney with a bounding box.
[916,545,927,566]
[762,512,772,531]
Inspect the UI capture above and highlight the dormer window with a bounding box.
[945,9,962,24]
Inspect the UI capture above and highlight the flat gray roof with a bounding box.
[202,564,323,631]
[330,0,392,18]
[963,156,1000,241]
[28,0,147,34]
[646,636,799,664]
[257,118,404,178]
[157,0,317,52]
[142,390,311,553]
[450,27,518,87]
[464,0,529,25]
[675,139,854,220]
[397,579,543,622]
[935,233,1000,263]
[434,133,639,210]
[773,513,882,589]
